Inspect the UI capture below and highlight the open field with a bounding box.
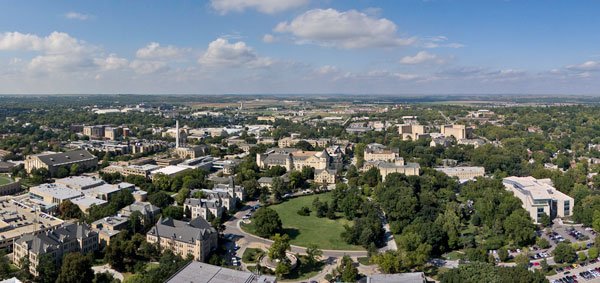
[0,176,12,185]
[244,192,362,251]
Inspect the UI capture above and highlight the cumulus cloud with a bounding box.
[437,66,525,82]
[64,12,91,20]
[422,36,464,48]
[314,65,339,75]
[273,8,417,49]
[129,60,169,74]
[0,31,127,74]
[343,70,422,81]
[136,42,187,59]
[565,61,600,72]
[95,54,129,71]
[399,51,449,64]
[262,34,278,43]
[198,38,272,68]
[210,0,309,14]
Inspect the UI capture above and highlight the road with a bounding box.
[92,264,124,281]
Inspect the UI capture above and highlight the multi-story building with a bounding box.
[91,216,129,246]
[172,145,207,159]
[101,164,160,178]
[13,223,99,277]
[184,198,224,220]
[314,169,338,184]
[257,148,341,172]
[146,217,218,261]
[441,124,472,140]
[503,176,574,224]
[364,158,420,181]
[24,150,98,176]
[119,202,161,223]
[364,147,397,162]
[398,124,428,141]
[434,166,485,181]
[458,138,486,148]
[83,125,105,139]
[0,199,63,251]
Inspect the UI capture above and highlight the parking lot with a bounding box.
[549,259,600,283]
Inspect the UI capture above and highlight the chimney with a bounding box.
[176,120,179,148]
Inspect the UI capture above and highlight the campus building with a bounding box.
[256,148,341,172]
[503,176,574,224]
[166,261,276,283]
[24,150,98,176]
[440,124,472,140]
[434,166,485,181]
[398,124,428,141]
[146,217,218,262]
[13,223,99,277]
[364,158,421,181]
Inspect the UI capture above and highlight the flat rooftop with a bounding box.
[435,166,485,174]
[165,261,276,283]
[0,199,63,241]
[55,176,104,189]
[151,165,190,176]
[30,183,83,200]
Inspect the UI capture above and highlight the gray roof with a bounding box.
[56,176,104,189]
[17,223,96,254]
[121,202,160,216]
[0,161,15,169]
[365,272,426,283]
[166,261,276,283]
[34,150,97,167]
[147,216,216,244]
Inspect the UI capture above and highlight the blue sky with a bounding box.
[0,0,599,95]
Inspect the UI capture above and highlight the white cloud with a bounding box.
[273,8,417,49]
[95,54,128,71]
[565,61,600,72]
[136,42,187,59]
[64,12,91,20]
[422,36,464,48]
[198,38,272,68]
[343,70,422,81]
[210,0,309,14]
[129,60,169,74]
[262,34,277,43]
[0,31,88,54]
[399,51,448,64]
[314,65,339,75]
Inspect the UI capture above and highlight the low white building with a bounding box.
[503,176,574,224]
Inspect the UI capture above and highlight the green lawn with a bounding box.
[0,176,12,185]
[243,192,362,251]
[242,248,265,264]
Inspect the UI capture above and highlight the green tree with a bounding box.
[269,233,291,260]
[275,261,291,279]
[341,260,358,282]
[163,206,184,220]
[498,247,509,262]
[252,207,282,237]
[537,237,550,249]
[540,213,552,227]
[148,191,174,208]
[514,253,529,267]
[306,243,323,265]
[553,242,577,263]
[59,199,82,219]
[175,187,190,205]
[579,251,588,262]
[589,246,599,259]
[57,252,94,283]
[36,254,59,283]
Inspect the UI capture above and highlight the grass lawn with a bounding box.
[357,257,375,266]
[0,176,12,185]
[444,251,464,261]
[243,192,363,251]
[242,248,265,264]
